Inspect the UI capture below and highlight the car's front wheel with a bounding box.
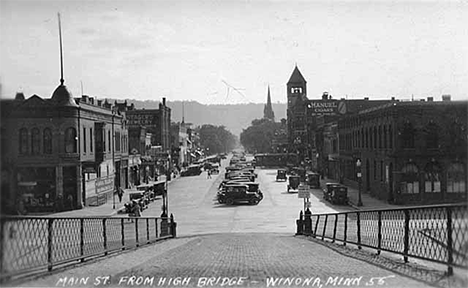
[226,198,234,205]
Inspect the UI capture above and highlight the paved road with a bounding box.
[16,233,430,288]
[140,159,349,236]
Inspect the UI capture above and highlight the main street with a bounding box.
[141,158,349,236]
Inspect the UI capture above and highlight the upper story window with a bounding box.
[43,128,52,154]
[291,87,303,94]
[115,131,121,152]
[108,130,111,152]
[31,128,40,154]
[90,128,93,152]
[401,122,415,149]
[19,128,28,154]
[425,122,438,149]
[83,127,87,153]
[65,127,77,153]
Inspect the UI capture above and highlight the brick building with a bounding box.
[1,84,129,214]
[337,98,467,205]
[126,98,171,153]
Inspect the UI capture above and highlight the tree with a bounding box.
[198,124,237,154]
[240,118,282,153]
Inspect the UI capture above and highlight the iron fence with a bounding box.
[0,215,176,281]
[303,204,467,275]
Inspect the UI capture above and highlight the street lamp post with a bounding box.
[356,159,363,206]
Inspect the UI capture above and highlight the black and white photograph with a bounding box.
[0,0,467,287]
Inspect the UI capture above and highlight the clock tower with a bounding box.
[286,65,308,151]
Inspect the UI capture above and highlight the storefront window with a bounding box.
[31,128,40,154]
[43,128,52,154]
[19,128,28,154]
[400,163,419,194]
[65,127,77,153]
[17,167,56,212]
[424,162,441,193]
[447,163,465,193]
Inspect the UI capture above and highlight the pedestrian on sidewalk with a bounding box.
[118,187,124,203]
[207,169,212,179]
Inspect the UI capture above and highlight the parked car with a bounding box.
[287,175,301,193]
[276,169,287,181]
[323,183,348,205]
[217,184,262,205]
[181,165,203,176]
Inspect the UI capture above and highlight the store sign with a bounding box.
[298,185,310,198]
[96,178,114,194]
[308,100,346,116]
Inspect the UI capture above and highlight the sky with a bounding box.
[1,0,467,104]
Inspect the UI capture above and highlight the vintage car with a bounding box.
[276,169,287,181]
[129,192,149,210]
[323,183,348,205]
[306,172,321,189]
[210,164,220,174]
[181,165,203,177]
[217,184,262,205]
[287,175,301,193]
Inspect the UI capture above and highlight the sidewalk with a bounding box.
[319,176,405,210]
[45,175,172,217]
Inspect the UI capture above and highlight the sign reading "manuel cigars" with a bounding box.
[308,100,347,116]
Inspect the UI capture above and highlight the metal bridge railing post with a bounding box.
[357,212,362,249]
[332,214,338,243]
[446,207,454,276]
[47,218,54,271]
[344,213,348,246]
[80,219,84,262]
[403,210,410,263]
[121,218,125,250]
[103,218,107,256]
[135,218,139,247]
[377,211,382,255]
[314,215,320,237]
[146,218,150,243]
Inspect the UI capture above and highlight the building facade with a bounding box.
[126,98,171,154]
[337,99,467,205]
[1,86,129,214]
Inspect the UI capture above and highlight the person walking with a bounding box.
[207,169,212,179]
[118,187,124,203]
[134,201,142,218]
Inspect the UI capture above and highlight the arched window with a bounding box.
[65,127,77,153]
[43,128,52,154]
[401,122,414,149]
[425,122,438,149]
[447,163,466,193]
[19,128,28,154]
[383,125,387,149]
[31,128,40,154]
[400,163,419,194]
[424,162,441,193]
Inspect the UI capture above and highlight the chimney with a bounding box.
[97,100,102,106]
[89,97,95,105]
[322,92,328,100]
[442,94,451,101]
[391,97,395,101]
[427,97,434,102]
[81,95,89,103]
[364,97,369,101]
[162,97,166,106]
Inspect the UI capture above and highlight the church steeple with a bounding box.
[263,85,275,121]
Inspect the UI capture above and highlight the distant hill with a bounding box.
[114,99,286,136]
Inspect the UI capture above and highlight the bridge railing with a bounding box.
[0,215,176,281]
[298,204,467,275]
